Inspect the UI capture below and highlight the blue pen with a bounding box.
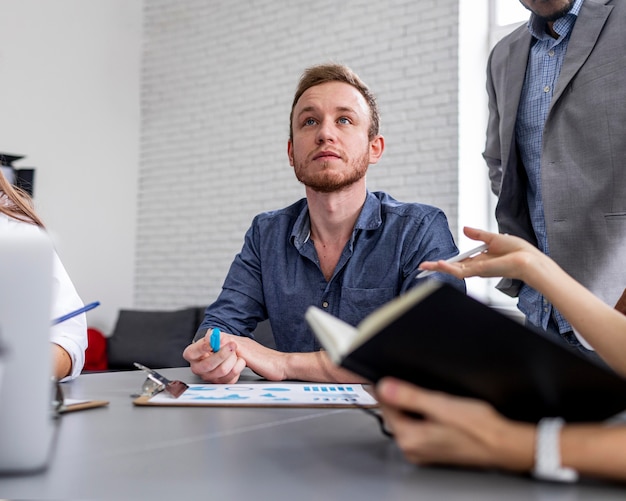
[52,301,100,326]
[209,327,221,352]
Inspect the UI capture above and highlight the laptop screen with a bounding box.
[0,228,55,472]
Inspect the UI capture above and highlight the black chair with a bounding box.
[107,307,201,370]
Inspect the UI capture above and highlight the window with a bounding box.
[458,0,528,311]
[490,0,528,49]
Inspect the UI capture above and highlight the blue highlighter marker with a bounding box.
[209,327,221,352]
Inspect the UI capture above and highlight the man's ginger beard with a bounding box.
[294,149,370,193]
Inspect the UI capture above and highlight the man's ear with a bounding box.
[369,135,385,164]
[287,139,294,166]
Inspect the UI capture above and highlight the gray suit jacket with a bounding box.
[483,0,626,308]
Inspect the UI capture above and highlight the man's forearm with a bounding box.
[284,350,368,383]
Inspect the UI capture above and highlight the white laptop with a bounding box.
[0,229,55,472]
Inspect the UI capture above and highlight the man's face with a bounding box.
[288,81,383,193]
[518,0,576,21]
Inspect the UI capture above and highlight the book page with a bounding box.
[305,307,359,362]
[356,280,442,340]
[306,281,443,359]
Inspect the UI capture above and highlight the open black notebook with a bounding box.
[306,281,626,422]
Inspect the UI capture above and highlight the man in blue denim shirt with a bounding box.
[183,63,464,383]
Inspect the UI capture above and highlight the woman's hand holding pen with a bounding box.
[417,227,545,285]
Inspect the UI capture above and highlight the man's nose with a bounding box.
[316,119,336,143]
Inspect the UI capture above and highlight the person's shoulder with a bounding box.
[373,191,445,219]
[490,22,528,54]
[603,0,626,21]
[251,198,307,226]
[0,211,41,235]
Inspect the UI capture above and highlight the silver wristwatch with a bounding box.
[532,417,579,482]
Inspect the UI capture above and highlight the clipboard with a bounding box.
[133,382,377,409]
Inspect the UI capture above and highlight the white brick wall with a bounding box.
[137,0,460,308]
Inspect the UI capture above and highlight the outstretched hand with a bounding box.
[418,226,543,283]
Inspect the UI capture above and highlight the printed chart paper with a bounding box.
[145,383,377,407]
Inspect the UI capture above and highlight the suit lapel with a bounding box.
[501,31,531,167]
[551,0,612,106]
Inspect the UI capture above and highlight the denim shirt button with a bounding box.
[322,301,329,308]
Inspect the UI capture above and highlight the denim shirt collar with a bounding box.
[291,190,382,251]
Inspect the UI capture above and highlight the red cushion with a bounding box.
[84,327,108,371]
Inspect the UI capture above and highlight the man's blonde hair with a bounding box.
[289,63,380,142]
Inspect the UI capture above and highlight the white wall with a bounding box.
[458,0,491,300]
[0,0,142,334]
[1,1,500,333]
[137,0,461,309]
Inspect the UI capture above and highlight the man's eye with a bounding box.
[304,118,317,126]
[337,117,351,125]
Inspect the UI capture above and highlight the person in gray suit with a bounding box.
[483,0,626,356]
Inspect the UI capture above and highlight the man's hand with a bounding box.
[229,335,291,381]
[182,331,246,384]
[184,330,365,383]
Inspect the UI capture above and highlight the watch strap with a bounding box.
[532,417,579,482]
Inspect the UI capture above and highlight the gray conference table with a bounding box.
[1,367,624,500]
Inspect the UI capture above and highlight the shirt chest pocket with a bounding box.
[338,287,396,327]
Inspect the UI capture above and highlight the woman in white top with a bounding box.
[0,171,86,380]
[376,227,626,483]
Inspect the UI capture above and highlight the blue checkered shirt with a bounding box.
[515,0,582,332]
